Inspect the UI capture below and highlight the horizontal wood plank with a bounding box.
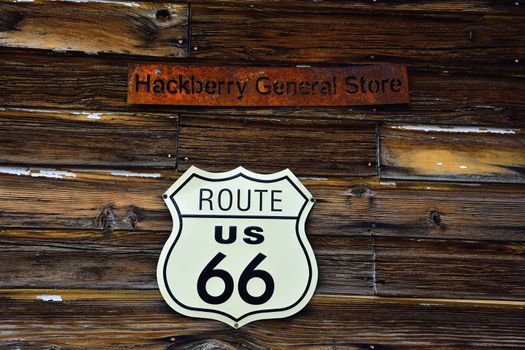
[0,1,188,57]
[375,238,525,300]
[0,107,177,168]
[1,290,524,349]
[190,4,525,76]
[3,230,525,300]
[0,50,523,126]
[178,116,377,176]
[0,231,373,295]
[380,124,525,183]
[0,170,523,241]
[184,1,525,16]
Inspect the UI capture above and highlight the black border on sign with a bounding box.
[163,171,311,323]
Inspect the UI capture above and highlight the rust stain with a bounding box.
[127,64,410,106]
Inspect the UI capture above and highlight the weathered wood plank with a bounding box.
[184,1,525,16]
[375,237,525,300]
[0,170,523,241]
[1,290,524,349]
[0,0,188,57]
[190,4,525,75]
[178,116,377,176]
[380,124,525,183]
[0,49,523,126]
[0,230,373,294]
[3,229,524,300]
[0,107,177,168]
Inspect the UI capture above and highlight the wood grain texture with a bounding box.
[178,115,377,176]
[375,237,525,300]
[0,1,188,57]
[190,4,525,75]
[0,230,373,294]
[0,107,178,168]
[0,170,523,241]
[181,1,525,16]
[0,49,523,126]
[1,290,524,349]
[380,124,525,183]
[3,229,525,301]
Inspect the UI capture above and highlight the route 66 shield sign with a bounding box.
[157,166,318,328]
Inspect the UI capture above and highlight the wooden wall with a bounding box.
[0,0,524,348]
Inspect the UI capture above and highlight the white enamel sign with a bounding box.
[157,166,318,328]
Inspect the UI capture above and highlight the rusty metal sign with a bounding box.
[128,64,409,106]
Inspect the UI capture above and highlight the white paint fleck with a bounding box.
[110,171,162,178]
[459,166,468,169]
[419,303,440,307]
[37,295,63,302]
[0,166,30,176]
[31,169,77,179]
[379,181,396,186]
[71,111,103,120]
[0,107,57,113]
[390,125,517,134]
[298,177,328,181]
[0,166,76,179]
[437,162,443,166]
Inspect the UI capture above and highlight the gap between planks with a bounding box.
[5,289,525,307]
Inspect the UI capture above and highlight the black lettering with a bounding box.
[286,81,297,95]
[199,188,213,210]
[237,189,251,211]
[381,79,389,93]
[273,82,284,95]
[391,78,402,92]
[218,189,233,211]
[215,225,237,244]
[205,81,217,94]
[179,75,189,93]
[299,81,310,95]
[368,79,380,93]
[254,189,268,211]
[227,81,235,95]
[192,76,203,93]
[243,226,264,244]
[167,79,177,93]
[236,81,247,100]
[311,81,318,95]
[135,74,151,92]
[271,190,282,212]
[345,76,358,94]
[153,79,165,93]
[217,81,225,94]
[256,77,271,95]
[360,76,367,93]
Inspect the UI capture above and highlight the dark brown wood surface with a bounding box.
[1,51,524,126]
[1,0,524,348]
[0,108,178,168]
[1,290,525,349]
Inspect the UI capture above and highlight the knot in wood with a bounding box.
[96,203,116,234]
[429,210,442,226]
[349,185,373,199]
